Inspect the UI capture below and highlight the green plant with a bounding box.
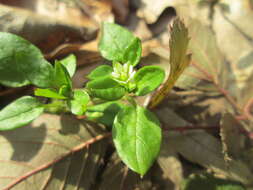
[0,22,166,176]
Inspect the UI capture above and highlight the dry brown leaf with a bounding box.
[0,4,97,53]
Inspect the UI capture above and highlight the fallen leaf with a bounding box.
[137,0,210,25]
[0,4,97,53]
[213,0,253,90]
[167,131,253,185]
[0,114,109,189]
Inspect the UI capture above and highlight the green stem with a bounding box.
[43,100,68,114]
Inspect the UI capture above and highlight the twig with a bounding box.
[3,133,111,190]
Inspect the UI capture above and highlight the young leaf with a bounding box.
[34,88,67,99]
[0,32,54,88]
[60,54,77,77]
[113,105,161,175]
[134,66,165,96]
[98,22,136,63]
[123,37,142,66]
[148,18,191,108]
[67,89,90,116]
[87,76,126,100]
[87,65,113,80]
[0,96,44,131]
[53,61,72,97]
[86,101,126,126]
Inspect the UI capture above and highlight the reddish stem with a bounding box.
[166,125,253,139]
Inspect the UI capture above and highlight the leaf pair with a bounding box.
[0,32,52,131]
[87,64,165,100]
[0,32,88,131]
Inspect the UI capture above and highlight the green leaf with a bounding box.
[123,37,142,66]
[60,54,77,77]
[0,32,54,88]
[149,18,191,108]
[53,61,72,97]
[34,88,67,99]
[68,89,90,116]
[134,66,165,96]
[113,105,161,175]
[98,22,136,63]
[86,101,126,126]
[181,174,245,190]
[87,65,113,80]
[0,96,44,131]
[87,76,126,100]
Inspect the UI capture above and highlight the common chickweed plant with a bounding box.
[0,23,166,176]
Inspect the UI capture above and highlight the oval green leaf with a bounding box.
[0,96,44,131]
[87,65,113,80]
[112,105,161,176]
[134,66,165,96]
[0,32,54,88]
[87,76,126,100]
[68,89,90,116]
[98,22,135,63]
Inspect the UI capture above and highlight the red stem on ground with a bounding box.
[166,125,253,139]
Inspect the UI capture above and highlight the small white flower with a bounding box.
[111,62,136,87]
